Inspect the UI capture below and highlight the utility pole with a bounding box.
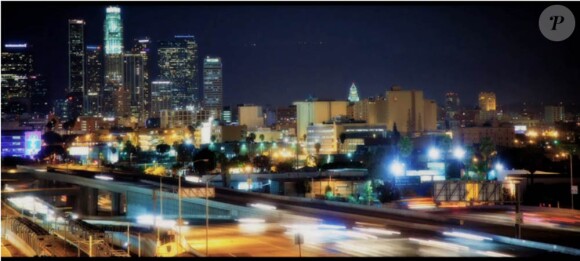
[571,154,574,210]
[206,180,210,256]
[515,183,522,239]
[127,223,130,256]
[138,233,141,257]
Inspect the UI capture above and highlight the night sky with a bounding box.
[2,2,579,108]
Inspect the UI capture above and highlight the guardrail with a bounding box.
[2,217,55,256]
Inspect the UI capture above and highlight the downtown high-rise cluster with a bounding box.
[1,6,224,128]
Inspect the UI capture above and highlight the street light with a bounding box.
[495,162,504,171]
[453,147,466,160]
[428,147,441,161]
[390,161,405,177]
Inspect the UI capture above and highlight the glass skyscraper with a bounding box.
[1,43,33,116]
[126,38,151,124]
[68,19,85,120]
[85,45,103,116]
[103,6,124,117]
[68,19,85,94]
[203,56,223,118]
[157,35,199,109]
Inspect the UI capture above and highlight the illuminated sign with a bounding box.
[5,44,27,48]
[152,81,171,84]
[24,131,42,157]
[138,39,150,43]
[86,46,100,50]
[69,147,89,156]
[175,35,194,38]
[514,125,527,134]
[205,58,220,63]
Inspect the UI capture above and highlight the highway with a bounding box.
[6,165,580,256]
[207,188,579,255]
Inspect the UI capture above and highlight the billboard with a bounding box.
[24,131,42,157]
[514,125,527,134]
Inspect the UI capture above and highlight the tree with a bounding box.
[175,142,195,165]
[246,133,256,143]
[275,161,294,173]
[259,134,265,143]
[253,155,271,173]
[398,136,413,160]
[122,140,137,163]
[479,137,496,180]
[36,131,66,163]
[62,119,76,133]
[193,148,217,174]
[187,125,195,134]
[46,118,58,131]
[156,143,171,161]
[392,123,401,145]
[210,135,217,144]
[314,143,322,158]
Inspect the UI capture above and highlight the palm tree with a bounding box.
[479,137,496,180]
[398,136,413,160]
[314,142,322,160]
[259,134,265,143]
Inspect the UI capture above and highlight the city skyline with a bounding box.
[1,2,579,109]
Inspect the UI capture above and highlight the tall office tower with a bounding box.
[1,43,33,115]
[131,38,151,122]
[68,19,85,120]
[150,80,173,118]
[158,35,199,109]
[544,105,565,125]
[221,106,232,123]
[478,91,497,123]
[202,56,223,117]
[347,82,360,103]
[85,45,103,116]
[445,92,460,113]
[29,74,49,116]
[103,6,124,117]
[124,53,145,123]
[478,92,496,111]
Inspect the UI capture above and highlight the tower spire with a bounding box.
[348,82,360,103]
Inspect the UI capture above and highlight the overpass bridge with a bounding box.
[14,165,277,223]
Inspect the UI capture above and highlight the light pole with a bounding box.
[177,159,208,252]
[570,153,574,210]
[205,174,219,256]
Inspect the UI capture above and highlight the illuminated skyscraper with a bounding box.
[203,56,222,117]
[85,45,103,116]
[150,81,173,118]
[68,19,85,94]
[68,19,85,120]
[347,82,360,103]
[125,38,151,124]
[1,43,33,115]
[158,35,199,109]
[103,6,124,117]
[478,92,496,111]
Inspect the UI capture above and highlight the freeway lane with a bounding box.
[210,188,578,255]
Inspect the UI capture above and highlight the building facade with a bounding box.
[160,109,195,128]
[453,124,515,148]
[1,43,34,115]
[150,81,173,117]
[103,6,124,117]
[202,56,223,117]
[293,99,349,140]
[239,105,265,130]
[85,45,103,116]
[158,35,199,109]
[384,86,437,134]
[478,92,496,111]
[544,105,564,125]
